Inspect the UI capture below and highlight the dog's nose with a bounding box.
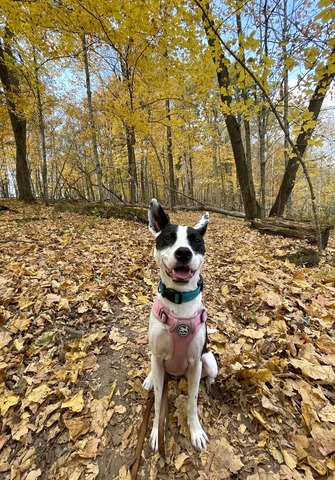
[175,247,192,262]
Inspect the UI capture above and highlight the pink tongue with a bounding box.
[171,267,192,281]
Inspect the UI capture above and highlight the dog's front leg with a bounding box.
[150,355,165,452]
[187,359,208,450]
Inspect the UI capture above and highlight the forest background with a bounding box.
[0,0,335,222]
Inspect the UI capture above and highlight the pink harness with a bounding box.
[152,298,207,376]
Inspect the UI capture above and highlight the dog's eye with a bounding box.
[194,237,201,244]
[164,234,172,241]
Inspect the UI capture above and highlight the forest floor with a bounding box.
[1,201,335,480]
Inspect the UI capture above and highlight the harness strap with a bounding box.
[152,298,207,376]
[152,298,207,329]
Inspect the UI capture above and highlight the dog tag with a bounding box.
[177,324,191,337]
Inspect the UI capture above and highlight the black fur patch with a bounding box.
[155,224,178,251]
[187,227,206,255]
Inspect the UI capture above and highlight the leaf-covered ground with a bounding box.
[1,203,335,480]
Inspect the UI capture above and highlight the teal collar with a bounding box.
[158,276,203,304]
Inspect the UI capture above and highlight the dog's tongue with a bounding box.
[171,267,193,282]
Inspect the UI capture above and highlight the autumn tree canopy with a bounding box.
[0,0,334,219]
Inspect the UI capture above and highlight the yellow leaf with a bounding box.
[58,297,70,311]
[175,452,189,470]
[0,331,12,348]
[292,434,309,461]
[282,449,297,469]
[101,301,110,312]
[211,332,228,344]
[24,385,51,405]
[90,394,114,438]
[120,295,130,305]
[14,338,25,351]
[8,315,31,333]
[137,292,149,303]
[0,393,20,415]
[238,368,272,382]
[291,359,335,382]
[292,271,311,289]
[241,328,264,339]
[25,470,42,480]
[221,285,229,296]
[61,390,84,412]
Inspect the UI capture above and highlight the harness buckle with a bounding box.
[159,309,169,323]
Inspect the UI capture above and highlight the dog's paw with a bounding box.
[189,421,208,450]
[143,372,153,391]
[150,426,159,452]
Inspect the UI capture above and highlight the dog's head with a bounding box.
[148,199,209,288]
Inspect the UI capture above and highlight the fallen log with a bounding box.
[250,217,333,248]
[174,205,245,219]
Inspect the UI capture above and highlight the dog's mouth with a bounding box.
[165,265,195,283]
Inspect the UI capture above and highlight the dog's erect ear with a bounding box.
[194,212,209,236]
[148,198,170,237]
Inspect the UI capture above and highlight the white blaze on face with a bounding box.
[154,226,204,284]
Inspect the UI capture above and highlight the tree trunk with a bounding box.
[166,98,177,206]
[236,13,252,171]
[33,47,48,205]
[82,33,104,203]
[120,53,137,205]
[201,8,261,219]
[258,105,267,218]
[125,124,137,205]
[270,45,335,217]
[281,0,292,215]
[0,35,34,202]
[224,114,261,218]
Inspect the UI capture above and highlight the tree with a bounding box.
[270,45,335,217]
[0,31,34,202]
[199,2,261,219]
[194,0,335,224]
[81,33,104,202]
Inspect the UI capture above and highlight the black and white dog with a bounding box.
[143,199,218,451]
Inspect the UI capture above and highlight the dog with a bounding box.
[143,198,218,451]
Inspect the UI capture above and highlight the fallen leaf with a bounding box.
[61,390,85,413]
[0,331,12,348]
[65,417,91,441]
[74,437,100,459]
[175,452,189,470]
[0,393,20,415]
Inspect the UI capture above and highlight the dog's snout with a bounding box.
[175,247,192,262]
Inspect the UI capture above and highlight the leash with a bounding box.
[129,374,169,479]
[158,372,169,456]
[129,392,154,480]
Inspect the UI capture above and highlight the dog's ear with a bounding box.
[194,212,209,236]
[148,198,170,237]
